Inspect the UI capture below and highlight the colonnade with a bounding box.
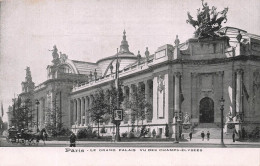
[70,79,153,126]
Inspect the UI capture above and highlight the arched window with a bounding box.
[59,65,72,74]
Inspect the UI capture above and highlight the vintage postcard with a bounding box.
[0,0,259,165]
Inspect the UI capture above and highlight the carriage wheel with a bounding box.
[11,138,16,144]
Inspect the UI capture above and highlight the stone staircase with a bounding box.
[183,123,232,139]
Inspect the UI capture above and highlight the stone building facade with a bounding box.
[15,27,260,138]
[69,28,260,138]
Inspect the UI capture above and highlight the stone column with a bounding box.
[89,95,93,125]
[174,72,181,113]
[235,69,243,134]
[129,84,134,101]
[145,80,150,102]
[77,98,81,125]
[122,86,126,97]
[73,99,77,124]
[236,69,243,114]
[70,100,73,126]
[145,80,150,122]
[85,97,88,126]
[81,97,85,126]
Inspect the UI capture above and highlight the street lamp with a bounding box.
[173,111,181,143]
[219,97,226,147]
[35,99,40,132]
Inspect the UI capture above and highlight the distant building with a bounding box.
[11,27,260,138]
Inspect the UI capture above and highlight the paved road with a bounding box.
[1,138,259,148]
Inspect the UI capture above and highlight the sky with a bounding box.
[0,0,260,122]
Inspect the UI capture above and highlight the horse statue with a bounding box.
[186,12,198,29]
[215,7,228,26]
[186,0,229,38]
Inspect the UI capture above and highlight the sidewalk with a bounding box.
[44,138,260,145]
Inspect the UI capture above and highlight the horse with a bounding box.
[19,129,36,145]
[215,7,228,26]
[186,12,199,29]
[30,128,47,146]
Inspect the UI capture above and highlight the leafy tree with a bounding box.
[104,84,124,125]
[89,88,110,137]
[45,108,56,136]
[44,105,65,136]
[140,125,148,138]
[125,85,152,127]
[11,97,34,130]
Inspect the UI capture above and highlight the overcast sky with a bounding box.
[0,0,260,121]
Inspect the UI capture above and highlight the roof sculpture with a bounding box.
[186,0,228,38]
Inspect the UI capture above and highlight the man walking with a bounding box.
[207,131,210,141]
[201,131,205,141]
[232,131,236,142]
[70,132,77,147]
[189,131,192,141]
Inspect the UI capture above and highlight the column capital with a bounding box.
[236,69,243,74]
[174,72,182,77]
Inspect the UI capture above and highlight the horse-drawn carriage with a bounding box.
[6,128,19,143]
[5,127,47,145]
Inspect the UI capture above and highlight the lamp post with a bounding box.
[173,112,181,143]
[35,99,40,132]
[219,97,226,147]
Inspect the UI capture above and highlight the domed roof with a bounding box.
[96,30,136,64]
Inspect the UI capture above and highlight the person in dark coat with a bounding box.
[201,131,205,141]
[241,127,246,139]
[206,131,210,141]
[189,132,192,141]
[232,131,236,142]
[70,133,77,147]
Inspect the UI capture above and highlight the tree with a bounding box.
[140,125,148,138]
[11,97,34,130]
[44,100,66,137]
[126,84,152,127]
[89,88,110,137]
[106,84,124,124]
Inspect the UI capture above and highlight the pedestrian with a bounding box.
[241,127,246,139]
[201,131,205,141]
[232,131,236,142]
[44,131,48,141]
[189,131,192,141]
[70,132,76,147]
[207,131,210,141]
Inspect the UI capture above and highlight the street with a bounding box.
[1,137,259,148]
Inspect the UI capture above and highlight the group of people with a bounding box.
[188,129,238,142]
[188,131,211,141]
[200,131,211,141]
